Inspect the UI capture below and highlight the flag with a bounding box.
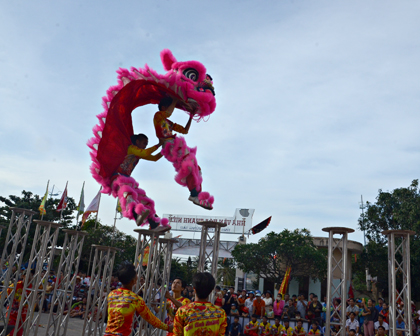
[39,182,49,216]
[250,216,272,235]
[116,199,122,214]
[348,282,354,298]
[279,266,292,298]
[77,183,85,216]
[138,245,150,267]
[56,182,68,212]
[81,190,101,226]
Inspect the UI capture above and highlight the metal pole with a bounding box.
[15,221,62,336]
[325,230,334,335]
[82,245,119,336]
[0,208,36,335]
[132,227,170,336]
[197,221,227,303]
[322,227,354,336]
[383,230,415,336]
[44,229,88,336]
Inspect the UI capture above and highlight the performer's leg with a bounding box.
[112,175,169,228]
[161,137,214,210]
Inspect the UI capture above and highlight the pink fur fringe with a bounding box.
[161,137,214,205]
[111,175,170,227]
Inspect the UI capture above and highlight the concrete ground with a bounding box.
[35,313,86,336]
[1,313,88,336]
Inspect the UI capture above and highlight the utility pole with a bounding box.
[359,195,370,291]
[359,195,366,246]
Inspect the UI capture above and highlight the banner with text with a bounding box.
[163,208,255,234]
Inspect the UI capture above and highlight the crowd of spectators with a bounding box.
[208,288,420,336]
[3,263,420,336]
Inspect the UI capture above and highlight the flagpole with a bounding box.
[93,187,102,230]
[76,181,85,227]
[41,180,50,221]
[88,187,102,273]
[59,181,68,223]
[111,199,119,247]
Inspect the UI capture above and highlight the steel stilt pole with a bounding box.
[14,221,62,336]
[44,229,88,336]
[82,245,119,336]
[132,228,170,336]
[383,230,415,336]
[323,227,354,336]
[0,208,36,336]
[197,221,227,303]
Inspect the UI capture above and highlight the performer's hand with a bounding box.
[168,325,174,333]
[165,291,172,299]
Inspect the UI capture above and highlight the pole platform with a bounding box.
[383,229,414,336]
[0,208,37,335]
[44,229,88,336]
[82,245,119,336]
[197,221,226,302]
[324,226,353,336]
[131,229,175,336]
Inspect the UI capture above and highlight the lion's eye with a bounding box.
[183,68,199,81]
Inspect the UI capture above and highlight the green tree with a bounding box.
[356,179,420,300]
[170,257,188,282]
[217,258,236,286]
[79,219,137,272]
[0,190,77,260]
[231,229,327,287]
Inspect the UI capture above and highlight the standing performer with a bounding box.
[174,272,227,336]
[154,97,214,210]
[6,270,33,336]
[104,263,171,336]
[165,278,190,336]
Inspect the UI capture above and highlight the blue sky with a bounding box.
[1,0,419,244]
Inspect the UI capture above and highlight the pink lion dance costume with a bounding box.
[87,49,216,227]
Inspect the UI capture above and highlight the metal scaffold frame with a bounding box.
[44,229,88,336]
[13,220,62,336]
[131,228,171,336]
[197,221,227,277]
[82,245,119,336]
[383,230,415,336]
[0,208,37,336]
[323,227,354,336]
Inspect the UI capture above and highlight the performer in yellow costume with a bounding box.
[174,272,227,336]
[165,277,190,336]
[271,318,285,336]
[104,263,170,336]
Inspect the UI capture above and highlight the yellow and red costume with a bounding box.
[259,322,272,336]
[271,323,285,336]
[104,288,168,336]
[153,111,188,140]
[154,110,214,209]
[6,280,30,336]
[110,143,165,225]
[116,144,162,178]
[293,326,306,336]
[245,320,259,336]
[307,328,321,335]
[283,326,294,336]
[166,296,191,336]
[173,301,227,336]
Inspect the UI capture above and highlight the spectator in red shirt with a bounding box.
[252,293,266,318]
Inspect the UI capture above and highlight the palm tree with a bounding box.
[217,258,236,286]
